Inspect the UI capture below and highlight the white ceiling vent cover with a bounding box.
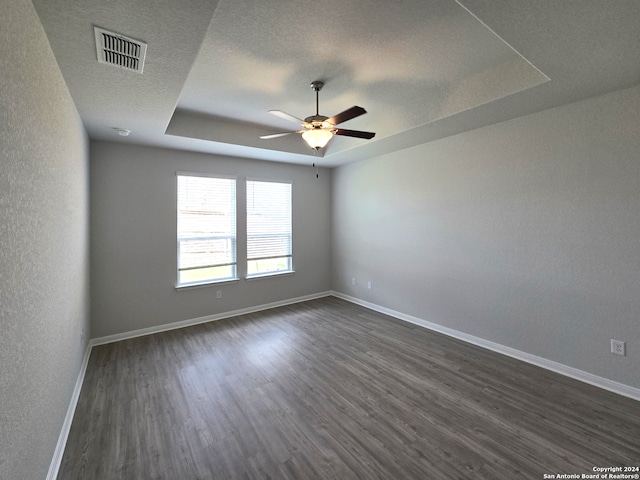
[94,26,147,74]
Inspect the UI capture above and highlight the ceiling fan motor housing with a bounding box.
[304,114,332,129]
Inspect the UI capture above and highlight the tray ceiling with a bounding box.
[32,0,640,167]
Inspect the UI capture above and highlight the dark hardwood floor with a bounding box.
[58,297,640,479]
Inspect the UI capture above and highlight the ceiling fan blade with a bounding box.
[333,128,375,140]
[268,110,308,126]
[327,106,367,126]
[260,131,301,139]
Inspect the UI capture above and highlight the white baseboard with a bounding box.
[47,290,332,478]
[49,288,637,477]
[92,290,333,346]
[46,341,93,480]
[331,291,640,402]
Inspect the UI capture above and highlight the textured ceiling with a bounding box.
[33,0,640,167]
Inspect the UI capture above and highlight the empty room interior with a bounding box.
[2,0,640,479]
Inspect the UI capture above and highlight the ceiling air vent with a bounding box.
[94,26,147,74]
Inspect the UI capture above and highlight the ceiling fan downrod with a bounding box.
[311,81,324,117]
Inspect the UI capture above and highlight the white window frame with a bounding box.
[246,178,293,279]
[176,172,238,288]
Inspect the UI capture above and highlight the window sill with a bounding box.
[245,270,295,281]
[175,278,240,290]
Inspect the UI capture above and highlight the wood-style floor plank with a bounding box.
[58,297,640,479]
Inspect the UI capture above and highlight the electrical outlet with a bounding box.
[351,277,356,286]
[216,290,222,299]
[367,281,372,289]
[611,339,625,356]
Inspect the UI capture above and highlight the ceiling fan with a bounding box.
[260,81,375,150]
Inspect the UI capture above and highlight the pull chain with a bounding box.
[312,150,319,179]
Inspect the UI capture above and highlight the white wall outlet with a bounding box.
[611,339,625,356]
[351,277,356,286]
[216,290,222,299]
[367,281,372,289]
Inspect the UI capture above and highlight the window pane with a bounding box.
[178,238,235,270]
[177,174,236,286]
[247,257,292,276]
[179,265,236,285]
[246,180,292,276]
[247,234,291,259]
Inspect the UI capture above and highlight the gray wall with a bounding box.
[90,141,331,338]
[0,1,90,479]
[332,84,640,389]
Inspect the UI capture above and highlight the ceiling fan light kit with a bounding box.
[302,128,333,149]
[260,80,375,151]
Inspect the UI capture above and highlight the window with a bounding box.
[246,180,292,277]
[177,173,237,286]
